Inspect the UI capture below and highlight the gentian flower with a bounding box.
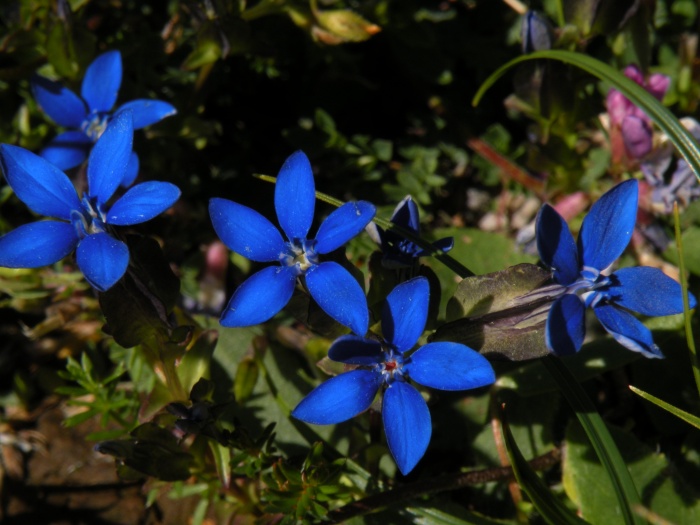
[536,179,695,358]
[32,50,176,186]
[367,195,453,269]
[292,277,495,475]
[0,111,181,291]
[209,151,375,335]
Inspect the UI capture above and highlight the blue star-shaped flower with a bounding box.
[368,195,454,269]
[209,151,376,335]
[0,111,181,291]
[32,50,176,186]
[292,277,495,475]
[536,179,696,358]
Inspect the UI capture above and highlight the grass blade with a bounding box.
[629,385,700,430]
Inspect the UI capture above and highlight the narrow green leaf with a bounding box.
[500,406,588,525]
[472,50,700,183]
[629,385,700,430]
[541,357,644,525]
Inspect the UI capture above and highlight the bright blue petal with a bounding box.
[578,180,638,272]
[275,151,315,241]
[31,75,87,128]
[406,342,495,391]
[391,196,420,232]
[115,99,177,129]
[382,277,429,352]
[383,381,431,475]
[40,131,91,171]
[536,204,579,286]
[292,370,381,425]
[86,111,133,204]
[328,335,383,365]
[315,201,376,254]
[106,181,180,226]
[607,267,695,316]
[81,50,122,112]
[209,198,286,262]
[76,232,129,292]
[0,221,78,268]
[545,294,586,356]
[220,265,297,327]
[306,261,369,335]
[0,144,80,221]
[594,303,663,358]
[121,152,139,187]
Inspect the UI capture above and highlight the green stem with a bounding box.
[240,0,286,21]
[254,173,474,278]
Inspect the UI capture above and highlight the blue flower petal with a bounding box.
[578,180,638,272]
[536,204,579,286]
[81,50,122,112]
[0,144,80,221]
[383,381,431,475]
[429,236,454,254]
[292,369,381,425]
[39,131,91,171]
[382,277,429,352]
[391,196,421,232]
[607,266,695,316]
[545,294,586,356]
[328,335,383,365]
[106,181,180,226]
[115,99,177,129]
[76,232,129,292]
[209,198,286,263]
[275,151,315,241]
[0,221,78,268]
[593,303,663,358]
[315,201,376,254]
[220,265,297,327]
[121,152,139,188]
[31,75,87,128]
[306,261,369,335]
[86,111,133,204]
[406,342,495,391]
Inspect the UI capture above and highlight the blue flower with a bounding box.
[209,151,376,335]
[0,111,181,291]
[369,195,453,269]
[536,179,696,358]
[32,50,176,186]
[292,277,495,475]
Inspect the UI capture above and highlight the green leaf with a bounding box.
[234,356,259,403]
[629,385,700,430]
[473,50,700,184]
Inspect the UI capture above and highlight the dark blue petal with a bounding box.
[275,151,315,241]
[86,111,133,204]
[31,75,87,128]
[578,180,638,272]
[382,277,429,352]
[115,99,177,129]
[292,370,381,425]
[328,335,383,365]
[81,50,122,112]
[607,267,695,316]
[106,182,180,226]
[209,198,286,263]
[391,196,420,232]
[40,131,91,171]
[594,303,663,358]
[220,265,297,327]
[406,342,495,391]
[306,261,369,335]
[76,232,129,292]
[121,152,139,187]
[430,236,454,253]
[383,381,431,475]
[0,144,80,221]
[315,201,376,254]
[0,221,78,268]
[536,204,579,285]
[545,294,586,356]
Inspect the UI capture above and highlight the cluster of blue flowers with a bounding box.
[0,50,694,475]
